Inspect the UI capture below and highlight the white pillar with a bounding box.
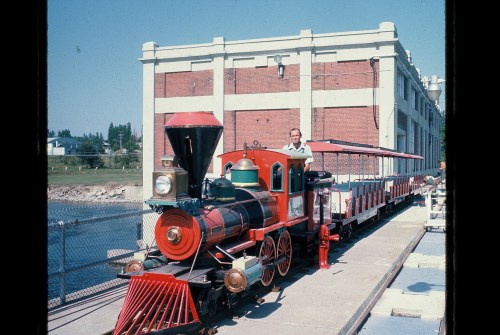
[299,30,313,140]
[211,37,226,178]
[141,41,158,202]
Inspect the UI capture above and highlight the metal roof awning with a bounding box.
[307,140,423,160]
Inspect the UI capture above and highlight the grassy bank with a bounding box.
[48,170,143,185]
[47,154,143,185]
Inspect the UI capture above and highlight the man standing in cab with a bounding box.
[282,128,314,172]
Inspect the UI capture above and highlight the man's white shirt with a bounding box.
[282,142,314,164]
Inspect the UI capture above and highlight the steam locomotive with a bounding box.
[112,112,424,335]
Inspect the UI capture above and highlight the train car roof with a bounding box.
[307,141,423,160]
[267,148,311,159]
[218,148,311,160]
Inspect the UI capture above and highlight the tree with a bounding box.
[47,129,55,137]
[79,140,103,169]
[107,122,139,152]
[82,132,105,154]
[58,129,72,137]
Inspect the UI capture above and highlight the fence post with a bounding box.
[136,222,143,250]
[59,223,67,304]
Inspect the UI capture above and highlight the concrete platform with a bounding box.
[369,289,445,319]
[360,213,446,335]
[47,198,430,335]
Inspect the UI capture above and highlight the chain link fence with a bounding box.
[48,201,160,310]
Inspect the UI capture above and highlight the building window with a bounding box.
[397,70,406,99]
[397,109,407,130]
[411,87,416,110]
[403,76,408,100]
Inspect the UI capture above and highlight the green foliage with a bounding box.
[48,129,56,137]
[57,129,72,137]
[81,132,105,154]
[47,154,143,186]
[58,155,80,166]
[79,140,104,169]
[108,122,139,152]
[113,153,139,168]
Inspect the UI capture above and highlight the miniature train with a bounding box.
[112,111,425,335]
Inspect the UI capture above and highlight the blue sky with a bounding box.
[48,0,446,138]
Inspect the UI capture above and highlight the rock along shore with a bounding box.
[47,184,143,203]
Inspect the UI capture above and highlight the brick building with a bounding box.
[140,22,443,199]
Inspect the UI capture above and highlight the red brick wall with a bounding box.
[310,106,380,175]
[153,60,381,177]
[312,60,378,90]
[153,113,173,170]
[155,70,214,98]
[312,106,379,144]
[224,65,300,94]
[223,109,300,152]
[155,73,165,98]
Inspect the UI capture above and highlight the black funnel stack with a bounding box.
[165,112,223,200]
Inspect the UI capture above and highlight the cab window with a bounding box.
[271,163,284,191]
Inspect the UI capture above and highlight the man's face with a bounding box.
[290,130,301,145]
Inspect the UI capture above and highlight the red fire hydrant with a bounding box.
[319,224,340,269]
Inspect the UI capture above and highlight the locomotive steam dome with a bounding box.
[210,176,235,201]
[230,157,260,189]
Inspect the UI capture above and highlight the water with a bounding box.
[48,200,143,301]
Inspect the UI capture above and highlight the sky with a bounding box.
[48,0,447,138]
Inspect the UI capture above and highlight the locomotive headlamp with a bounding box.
[155,175,172,195]
[149,155,190,202]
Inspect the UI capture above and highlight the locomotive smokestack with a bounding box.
[165,112,223,199]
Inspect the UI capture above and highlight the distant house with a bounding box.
[47,137,82,156]
[103,142,112,154]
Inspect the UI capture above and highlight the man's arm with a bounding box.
[304,145,313,172]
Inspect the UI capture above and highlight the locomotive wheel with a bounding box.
[258,236,276,286]
[276,230,292,276]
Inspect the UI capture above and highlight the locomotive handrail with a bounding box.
[202,195,278,218]
[188,232,205,281]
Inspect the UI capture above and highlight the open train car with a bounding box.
[307,140,424,241]
[111,112,425,335]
